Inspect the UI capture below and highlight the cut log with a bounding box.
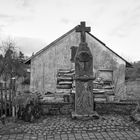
[58,81,73,85]
[57,85,72,89]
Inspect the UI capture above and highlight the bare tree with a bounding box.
[0,39,26,82]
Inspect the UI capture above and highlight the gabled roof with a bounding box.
[25,25,132,67]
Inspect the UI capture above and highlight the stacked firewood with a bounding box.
[56,69,74,95]
[93,78,114,102]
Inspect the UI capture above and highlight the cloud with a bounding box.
[20,0,30,7]
[0,14,15,23]
[0,13,33,27]
[0,14,15,33]
[110,1,140,37]
[15,0,37,13]
[60,18,70,24]
[16,0,33,7]
[0,24,5,30]
[0,26,4,35]
[0,14,24,26]
[14,36,47,56]
[0,14,13,19]
[0,35,46,56]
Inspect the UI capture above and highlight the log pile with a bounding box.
[56,69,74,95]
[93,79,114,102]
[56,69,114,102]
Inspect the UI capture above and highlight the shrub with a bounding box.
[13,92,42,122]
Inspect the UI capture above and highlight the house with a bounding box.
[25,23,132,101]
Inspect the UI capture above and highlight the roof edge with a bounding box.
[87,32,132,68]
[25,26,77,64]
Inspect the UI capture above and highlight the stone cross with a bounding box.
[76,21,91,43]
[72,22,96,118]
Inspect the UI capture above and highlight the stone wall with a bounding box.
[40,102,136,115]
[41,103,73,115]
[95,102,136,115]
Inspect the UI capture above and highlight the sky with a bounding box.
[0,0,140,62]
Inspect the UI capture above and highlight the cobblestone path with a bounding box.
[0,115,140,140]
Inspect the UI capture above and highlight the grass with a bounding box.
[126,80,140,100]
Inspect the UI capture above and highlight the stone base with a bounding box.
[71,111,99,120]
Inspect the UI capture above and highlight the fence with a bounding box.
[0,79,16,117]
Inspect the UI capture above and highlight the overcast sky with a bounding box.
[0,0,140,62]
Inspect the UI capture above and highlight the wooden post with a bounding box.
[12,106,15,117]
[12,78,16,118]
[4,82,7,116]
[0,83,3,116]
[0,83,2,116]
[9,78,12,116]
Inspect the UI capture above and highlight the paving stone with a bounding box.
[96,135,104,139]
[69,138,76,140]
[1,135,9,139]
[16,137,24,140]
[104,138,112,140]
[89,135,96,138]
[68,134,75,137]
[119,137,127,140]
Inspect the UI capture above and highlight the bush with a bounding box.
[13,92,42,122]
